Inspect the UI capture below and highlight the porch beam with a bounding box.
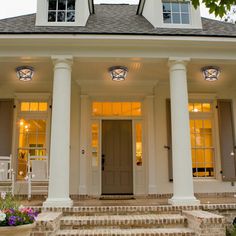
[168,58,200,206]
[43,55,73,207]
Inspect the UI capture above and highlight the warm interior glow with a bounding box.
[136,123,143,166]
[190,119,214,177]
[17,119,47,180]
[92,102,142,117]
[91,123,99,167]
[20,102,48,112]
[189,103,211,113]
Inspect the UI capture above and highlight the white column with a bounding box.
[168,58,200,206]
[43,56,73,207]
[144,96,157,194]
[79,95,89,194]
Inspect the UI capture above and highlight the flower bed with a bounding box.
[0,192,38,227]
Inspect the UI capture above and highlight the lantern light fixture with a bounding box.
[109,66,128,81]
[16,66,34,82]
[202,66,220,82]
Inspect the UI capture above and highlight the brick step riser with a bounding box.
[63,211,181,216]
[61,223,186,230]
[56,231,195,236]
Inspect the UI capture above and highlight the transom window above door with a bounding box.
[92,102,142,117]
[48,0,76,22]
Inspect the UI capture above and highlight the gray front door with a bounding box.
[102,120,133,194]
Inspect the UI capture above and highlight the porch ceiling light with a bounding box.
[16,66,34,82]
[202,66,220,82]
[109,66,128,81]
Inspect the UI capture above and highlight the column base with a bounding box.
[148,185,157,194]
[43,198,73,207]
[168,196,200,206]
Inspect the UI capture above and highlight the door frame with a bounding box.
[87,100,146,196]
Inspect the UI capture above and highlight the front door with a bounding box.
[102,120,133,194]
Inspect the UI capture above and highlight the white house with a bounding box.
[0,0,236,207]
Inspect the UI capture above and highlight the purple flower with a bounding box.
[8,216,17,226]
[8,215,23,226]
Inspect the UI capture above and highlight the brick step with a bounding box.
[56,228,195,236]
[60,214,187,229]
[53,205,200,216]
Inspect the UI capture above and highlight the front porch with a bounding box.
[0,36,236,208]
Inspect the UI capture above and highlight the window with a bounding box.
[17,119,47,180]
[135,123,143,166]
[91,123,99,167]
[189,102,215,178]
[92,102,142,117]
[20,102,48,112]
[163,1,190,24]
[48,0,76,22]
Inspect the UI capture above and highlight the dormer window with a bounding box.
[163,1,190,24]
[48,0,76,22]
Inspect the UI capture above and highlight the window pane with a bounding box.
[48,11,56,22]
[132,102,142,116]
[202,103,211,112]
[92,102,102,116]
[172,13,181,23]
[49,0,57,10]
[195,120,203,133]
[172,3,180,12]
[67,11,75,22]
[39,102,48,111]
[21,102,30,111]
[163,2,171,12]
[57,11,66,22]
[113,103,122,116]
[136,123,142,166]
[103,103,112,116]
[194,103,202,112]
[122,103,132,116]
[204,120,212,129]
[30,102,38,111]
[58,0,66,10]
[163,13,172,23]
[67,0,75,10]
[181,3,189,13]
[181,13,190,24]
[188,103,194,112]
[91,123,99,167]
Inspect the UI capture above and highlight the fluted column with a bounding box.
[43,56,73,207]
[168,58,200,205]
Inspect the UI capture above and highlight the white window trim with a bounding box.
[13,93,51,182]
[159,0,202,29]
[36,0,90,27]
[189,99,218,180]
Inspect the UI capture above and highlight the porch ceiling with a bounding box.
[0,57,236,96]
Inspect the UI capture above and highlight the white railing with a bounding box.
[0,155,15,196]
[26,154,48,200]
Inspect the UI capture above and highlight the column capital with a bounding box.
[51,55,73,69]
[168,57,190,70]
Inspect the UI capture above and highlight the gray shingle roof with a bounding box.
[0,4,236,37]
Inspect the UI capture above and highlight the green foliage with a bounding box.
[226,224,236,236]
[0,192,19,211]
[191,0,236,17]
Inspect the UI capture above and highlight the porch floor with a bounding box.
[21,194,236,207]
